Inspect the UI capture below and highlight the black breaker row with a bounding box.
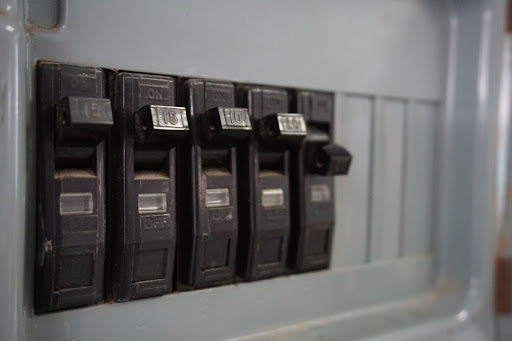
[35,62,352,313]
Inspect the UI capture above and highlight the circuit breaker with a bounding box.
[34,63,352,311]
[236,86,307,280]
[289,92,352,272]
[35,63,113,313]
[107,72,188,301]
[177,80,251,289]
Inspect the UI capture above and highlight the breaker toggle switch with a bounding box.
[134,105,189,145]
[202,107,252,145]
[304,128,352,176]
[236,87,305,281]
[55,96,113,136]
[289,91,352,273]
[259,113,307,146]
[107,73,185,301]
[35,63,113,313]
[178,80,250,289]
[311,143,352,175]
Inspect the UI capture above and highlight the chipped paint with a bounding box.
[25,25,60,33]
[426,278,461,301]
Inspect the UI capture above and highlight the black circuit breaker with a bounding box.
[288,91,352,272]
[177,80,252,289]
[107,72,188,301]
[236,86,307,280]
[35,63,113,312]
[35,62,353,312]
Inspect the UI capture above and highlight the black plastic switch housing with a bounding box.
[177,80,250,289]
[36,62,112,313]
[289,91,352,273]
[236,87,307,280]
[107,72,186,301]
[35,61,353,311]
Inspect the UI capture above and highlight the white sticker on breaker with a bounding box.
[59,192,93,215]
[205,188,230,207]
[262,188,284,207]
[138,193,167,214]
[310,184,331,203]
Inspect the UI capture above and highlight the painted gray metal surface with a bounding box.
[337,94,373,266]
[370,98,407,261]
[0,0,508,339]
[26,0,446,100]
[0,0,27,340]
[434,0,504,338]
[403,101,437,257]
[27,258,434,340]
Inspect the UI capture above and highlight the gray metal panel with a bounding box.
[0,0,27,340]
[403,101,438,256]
[335,94,373,266]
[234,292,464,341]
[18,0,456,339]
[26,0,446,100]
[0,0,506,339]
[434,0,505,338]
[26,257,434,341]
[25,0,57,28]
[370,99,406,261]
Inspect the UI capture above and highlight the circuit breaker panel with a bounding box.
[35,62,352,312]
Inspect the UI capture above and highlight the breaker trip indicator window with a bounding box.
[205,188,230,207]
[310,184,331,203]
[59,193,94,215]
[262,188,285,207]
[138,193,167,214]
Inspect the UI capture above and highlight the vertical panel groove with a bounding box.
[398,99,413,257]
[334,93,374,267]
[430,102,441,255]
[403,100,438,257]
[365,96,377,263]
[370,98,406,262]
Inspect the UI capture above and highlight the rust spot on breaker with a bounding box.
[495,256,512,314]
